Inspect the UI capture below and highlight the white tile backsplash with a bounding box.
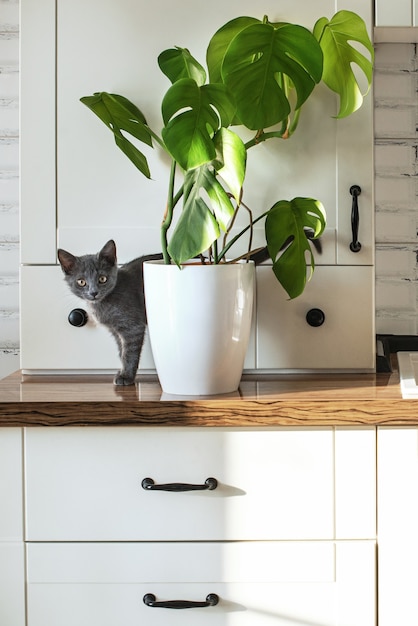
[373,43,415,68]
[375,174,417,206]
[374,142,415,172]
[1,13,418,378]
[375,106,417,138]
[375,210,417,243]
[375,42,418,334]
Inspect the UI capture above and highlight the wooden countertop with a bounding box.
[0,362,417,427]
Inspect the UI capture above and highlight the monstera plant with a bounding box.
[81,10,373,299]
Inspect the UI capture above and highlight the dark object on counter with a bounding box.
[376,334,418,373]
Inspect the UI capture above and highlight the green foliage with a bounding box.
[161,79,236,170]
[168,164,236,264]
[210,19,323,129]
[266,198,326,299]
[80,92,154,178]
[81,10,373,298]
[158,47,207,85]
[313,10,374,118]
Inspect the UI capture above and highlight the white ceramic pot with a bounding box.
[143,260,255,395]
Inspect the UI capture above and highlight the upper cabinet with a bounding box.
[20,0,376,374]
[375,0,415,26]
[374,0,418,40]
[20,0,374,265]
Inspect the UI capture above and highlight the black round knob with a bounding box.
[68,308,88,327]
[306,308,325,327]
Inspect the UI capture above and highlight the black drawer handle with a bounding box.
[141,477,218,492]
[349,184,362,253]
[143,593,219,609]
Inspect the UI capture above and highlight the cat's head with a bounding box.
[57,239,118,302]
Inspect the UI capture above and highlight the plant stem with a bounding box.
[161,160,176,263]
[245,131,286,150]
[218,210,270,261]
[288,106,302,136]
[212,239,219,264]
[146,126,166,150]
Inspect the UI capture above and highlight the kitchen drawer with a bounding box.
[24,427,376,541]
[26,541,376,626]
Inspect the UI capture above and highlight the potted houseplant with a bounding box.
[80,10,373,394]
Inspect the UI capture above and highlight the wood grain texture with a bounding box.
[1,368,417,427]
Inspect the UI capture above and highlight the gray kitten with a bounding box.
[57,239,161,386]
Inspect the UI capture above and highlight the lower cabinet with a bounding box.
[21,426,377,625]
[0,429,25,626]
[26,541,376,626]
[378,427,418,626]
[6,422,418,623]
[0,425,381,624]
[0,543,25,626]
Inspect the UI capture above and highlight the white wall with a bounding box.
[0,4,416,378]
[0,0,19,379]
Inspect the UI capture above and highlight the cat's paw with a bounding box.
[113,372,135,386]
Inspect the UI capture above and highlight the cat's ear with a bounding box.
[57,249,77,274]
[100,240,117,265]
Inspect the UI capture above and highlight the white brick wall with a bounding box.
[0,10,416,378]
[374,43,418,334]
[0,0,19,378]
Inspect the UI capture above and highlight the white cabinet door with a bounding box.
[0,431,25,625]
[256,265,375,370]
[20,266,155,371]
[21,0,373,264]
[0,544,25,626]
[375,0,414,26]
[0,429,22,540]
[27,541,376,626]
[24,427,376,541]
[378,427,418,626]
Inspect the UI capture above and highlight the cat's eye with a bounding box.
[76,278,86,287]
[98,276,107,284]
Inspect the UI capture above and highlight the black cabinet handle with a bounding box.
[68,308,88,327]
[349,185,362,253]
[143,593,219,609]
[141,477,218,492]
[306,308,325,327]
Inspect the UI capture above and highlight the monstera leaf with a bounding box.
[80,92,153,178]
[161,78,236,170]
[208,18,323,130]
[168,127,246,263]
[167,165,235,264]
[213,127,246,203]
[158,47,206,86]
[265,198,326,299]
[313,10,374,118]
[206,16,259,84]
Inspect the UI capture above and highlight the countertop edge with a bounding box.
[1,369,416,427]
[0,398,416,427]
